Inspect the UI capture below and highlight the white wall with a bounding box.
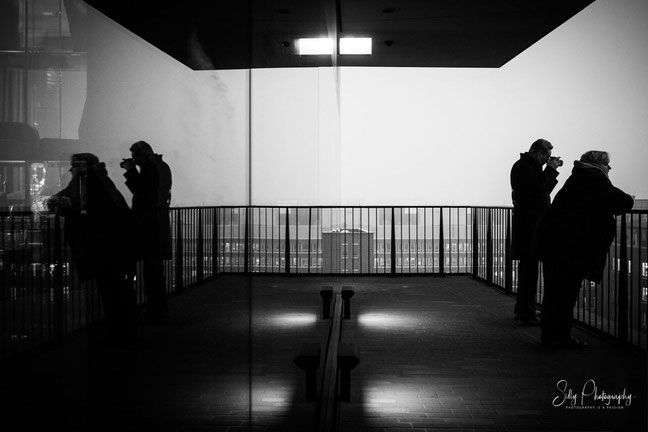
[339,0,648,206]
[500,0,648,204]
[251,67,341,205]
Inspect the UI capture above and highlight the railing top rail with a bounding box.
[168,206,647,215]
[169,205,513,210]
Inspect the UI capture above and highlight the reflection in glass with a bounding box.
[1,0,87,211]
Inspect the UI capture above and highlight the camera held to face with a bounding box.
[549,156,563,167]
[120,158,134,169]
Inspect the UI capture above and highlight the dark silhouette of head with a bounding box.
[130,141,154,166]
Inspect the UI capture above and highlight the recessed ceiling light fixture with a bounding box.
[297,37,372,55]
[339,37,372,55]
[297,38,334,55]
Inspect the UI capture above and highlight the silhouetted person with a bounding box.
[122,141,172,324]
[535,151,633,348]
[510,139,562,325]
[48,153,137,345]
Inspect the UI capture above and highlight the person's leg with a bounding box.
[515,258,539,320]
[556,273,585,342]
[115,273,138,343]
[540,261,558,344]
[551,262,587,348]
[143,256,168,323]
[95,272,120,343]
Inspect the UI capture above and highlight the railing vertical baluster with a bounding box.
[390,207,393,273]
[486,209,493,284]
[472,209,479,277]
[0,216,5,355]
[504,209,512,295]
[423,208,427,273]
[389,207,396,275]
[244,207,250,274]
[197,210,204,281]
[175,211,184,291]
[359,208,362,273]
[416,207,419,273]
[285,207,290,274]
[638,213,645,348]
[308,207,312,274]
[257,208,261,273]
[439,208,445,276]
[618,214,629,344]
[399,208,403,273]
[52,214,64,341]
[212,208,220,276]
[629,214,634,344]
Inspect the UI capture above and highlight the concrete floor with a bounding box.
[1,275,645,431]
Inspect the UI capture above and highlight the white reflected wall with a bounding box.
[79,4,250,206]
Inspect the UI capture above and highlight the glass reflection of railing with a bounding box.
[1,207,646,359]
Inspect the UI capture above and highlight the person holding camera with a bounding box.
[122,141,172,324]
[534,151,633,348]
[510,138,562,325]
[49,153,138,345]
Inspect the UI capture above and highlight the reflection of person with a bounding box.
[122,141,172,324]
[535,151,633,348]
[48,153,137,345]
[510,139,561,325]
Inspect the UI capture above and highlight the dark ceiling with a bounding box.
[82,0,595,70]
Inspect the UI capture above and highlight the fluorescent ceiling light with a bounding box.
[340,37,372,55]
[298,38,334,55]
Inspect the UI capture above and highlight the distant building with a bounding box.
[633,198,648,210]
[322,228,374,273]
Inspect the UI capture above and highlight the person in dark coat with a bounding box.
[122,141,172,324]
[535,150,634,348]
[48,153,138,345]
[510,139,562,324]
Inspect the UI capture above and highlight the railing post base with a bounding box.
[337,343,360,402]
[320,287,333,319]
[341,287,355,319]
[294,343,321,402]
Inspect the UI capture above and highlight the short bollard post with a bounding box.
[341,288,355,319]
[294,343,321,401]
[320,288,333,319]
[337,343,360,402]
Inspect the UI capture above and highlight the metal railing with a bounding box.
[1,206,646,358]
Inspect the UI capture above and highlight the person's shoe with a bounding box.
[555,336,587,349]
